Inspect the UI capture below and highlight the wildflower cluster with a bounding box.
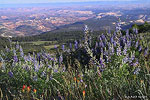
[0,20,150,100]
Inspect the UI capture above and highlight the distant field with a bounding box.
[44,45,59,50]
[24,41,57,45]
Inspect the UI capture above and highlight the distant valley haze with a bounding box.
[0,0,150,37]
[0,0,149,4]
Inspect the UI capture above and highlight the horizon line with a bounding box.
[0,0,140,5]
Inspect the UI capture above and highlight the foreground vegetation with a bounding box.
[0,21,150,100]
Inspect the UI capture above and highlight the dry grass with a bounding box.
[0,62,2,69]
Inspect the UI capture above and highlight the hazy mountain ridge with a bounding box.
[0,1,150,37]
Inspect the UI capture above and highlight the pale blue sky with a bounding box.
[0,0,137,4]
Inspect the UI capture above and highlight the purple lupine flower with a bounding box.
[69,43,72,49]
[101,34,106,40]
[8,71,13,77]
[41,71,46,77]
[132,61,139,66]
[75,40,78,49]
[113,32,116,37]
[88,36,92,46]
[13,55,18,62]
[133,68,140,75]
[62,45,65,51]
[122,37,126,45]
[54,69,58,73]
[8,38,12,43]
[95,42,98,48]
[108,43,111,48]
[116,23,121,33]
[27,53,32,62]
[50,76,53,80]
[24,65,29,71]
[84,25,89,32]
[133,28,136,33]
[135,28,138,34]
[122,56,128,63]
[34,63,39,72]
[138,45,142,52]
[48,65,52,69]
[101,41,104,48]
[54,45,57,49]
[144,48,148,56]
[16,44,19,50]
[109,45,114,54]
[101,48,103,54]
[99,36,102,41]
[13,49,16,55]
[127,40,131,48]
[110,37,114,44]
[85,84,87,88]
[113,41,116,47]
[20,46,24,57]
[126,29,129,36]
[99,57,105,68]
[59,55,63,63]
[5,46,10,52]
[62,67,66,72]
[117,46,122,56]
[80,79,83,83]
[135,41,139,48]
[33,76,38,81]
[123,44,127,55]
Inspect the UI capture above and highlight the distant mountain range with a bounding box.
[0,0,150,8]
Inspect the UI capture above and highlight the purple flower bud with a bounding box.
[113,41,116,47]
[54,69,58,73]
[48,65,52,69]
[123,44,127,55]
[85,84,87,88]
[41,71,46,77]
[62,45,65,51]
[33,76,38,81]
[34,64,39,72]
[133,68,140,75]
[132,61,138,66]
[5,46,10,52]
[135,41,139,48]
[59,55,63,63]
[54,45,57,49]
[8,72,13,77]
[95,42,98,48]
[126,29,129,36]
[127,40,131,48]
[20,46,24,57]
[117,47,122,56]
[101,34,105,40]
[50,76,53,80]
[13,55,18,62]
[138,45,142,52]
[110,37,114,44]
[122,56,128,63]
[16,44,19,50]
[75,40,78,49]
[69,43,72,49]
[144,48,148,56]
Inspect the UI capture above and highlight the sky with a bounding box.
[0,0,137,4]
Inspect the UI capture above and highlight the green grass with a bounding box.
[44,45,59,50]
